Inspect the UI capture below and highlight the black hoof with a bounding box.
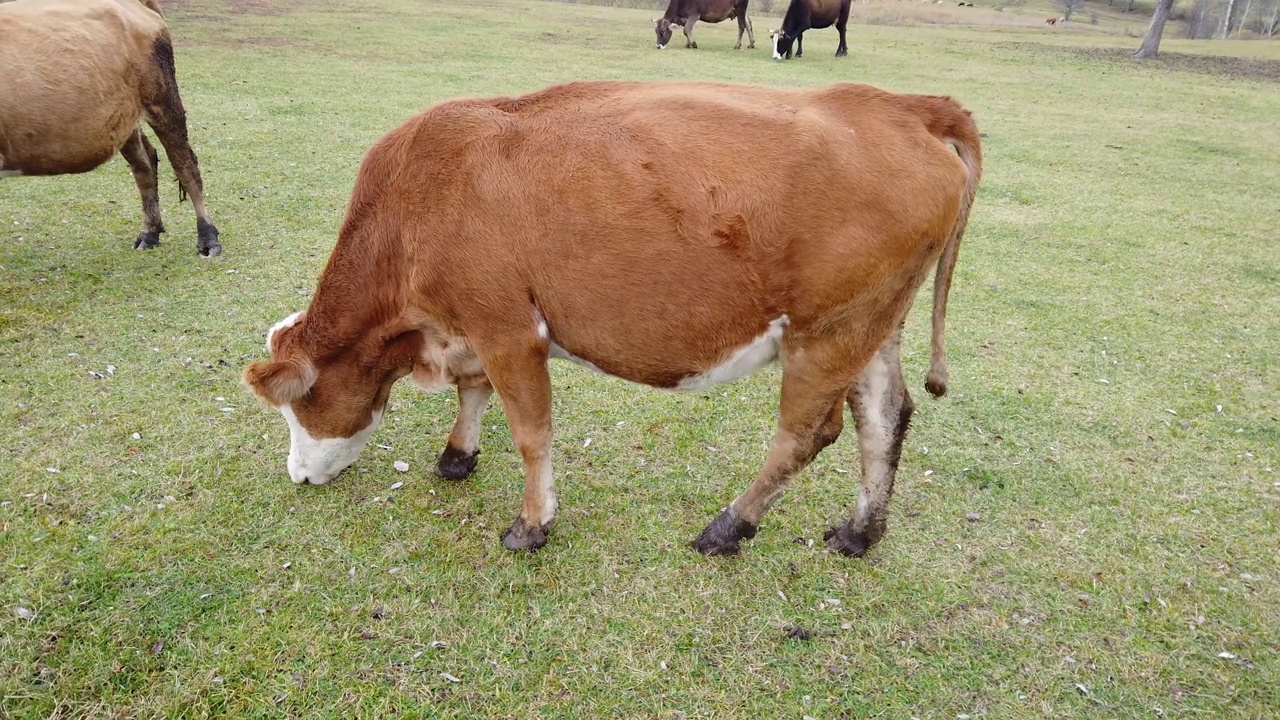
[835,50,848,57]
[434,444,479,481]
[823,523,876,558]
[501,517,549,552]
[691,508,757,556]
[748,43,755,49]
[197,218,221,258]
[133,231,162,251]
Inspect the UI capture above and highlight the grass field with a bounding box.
[3,0,1279,717]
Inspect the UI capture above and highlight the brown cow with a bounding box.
[654,0,754,50]
[1044,16,1058,24]
[243,80,981,558]
[0,0,220,256]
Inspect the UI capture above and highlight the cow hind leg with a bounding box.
[119,128,165,251]
[835,3,851,56]
[143,37,220,258]
[824,329,913,557]
[746,15,756,48]
[693,339,865,556]
[434,380,493,481]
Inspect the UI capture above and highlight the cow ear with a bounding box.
[243,357,317,407]
[653,17,660,24]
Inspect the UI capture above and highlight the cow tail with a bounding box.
[923,98,982,398]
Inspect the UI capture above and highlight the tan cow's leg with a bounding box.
[474,339,557,552]
[692,338,864,555]
[143,38,220,257]
[683,17,699,48]
[824,329,914,557]
[434,379,493,481]
[118,128,165,251]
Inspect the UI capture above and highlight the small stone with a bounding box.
[965,512,982,521]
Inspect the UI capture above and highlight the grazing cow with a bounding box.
[243,80,981,558]
[0,0,220,257]
[1044,16,1057,24]
[654,0,754,50]
[771,0,852,60]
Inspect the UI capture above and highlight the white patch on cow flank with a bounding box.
[266,311,303,350]
[676,316,789,391]
[0,169,22,178]
[280,404,381,485]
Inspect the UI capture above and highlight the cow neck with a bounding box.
[297,218,406,361]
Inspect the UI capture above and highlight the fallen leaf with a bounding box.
[441,672,461,683]
[15,607,35,620]
[393,460,409,472]
[389,481,404,491]
[150,640,163,655]
[965,512,982,522]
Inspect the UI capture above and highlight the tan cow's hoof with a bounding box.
[692,509,757,556]
[822,523,877,557]
[502,517,549,552]
[434,444,479,481]
[133,231,161,250]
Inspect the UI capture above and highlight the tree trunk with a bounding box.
[1269,0,1280,34]
[1127,0,1136,12]
[1235,0,1253,36]
[1219,0,1238,37]
[1134,0,1176,56]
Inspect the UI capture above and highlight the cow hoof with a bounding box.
[197,218,221,258]
[748,43,756,49]
[835,50,848,57]
[692,509,757,556]
[925,373,948,398]
[501,517,549,552]
[434,444,479,481]
[133,231,161,251]
[823,524,875,558]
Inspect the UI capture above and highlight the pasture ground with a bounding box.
[2,0,1278,717]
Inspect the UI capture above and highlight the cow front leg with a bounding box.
[693,339,865,556]
[476,339,556,552]
[824,330,913,557]
[119,128,164,251]
[684,18,698,48]
[796,32,804,58]
[746,14,756,48]
[434,380,492,481]
[835,5,851,56]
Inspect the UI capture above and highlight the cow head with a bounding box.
[771,29,795,60]
[654,18,677,49]
[243,312,483,486]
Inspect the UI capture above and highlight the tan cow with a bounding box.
[0,0,220,256]
[243,81,981,558]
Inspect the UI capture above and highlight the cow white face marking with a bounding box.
[772,31,782,60]
[677,315,789,391]
[0,169,23,178]
[281,404,382,485]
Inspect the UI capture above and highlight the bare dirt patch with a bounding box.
[998,41,1280,83]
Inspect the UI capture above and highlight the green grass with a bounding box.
[2,0,1278,716]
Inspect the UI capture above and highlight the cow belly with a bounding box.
[546,315,788,391]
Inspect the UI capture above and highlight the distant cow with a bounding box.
[654,0,754,50]
[1044,16,1057,24]
[0,0,220,256]
[771,0,852,60]
[243,80,981,558]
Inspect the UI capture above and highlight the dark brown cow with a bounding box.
[0,0,220,256]
[243,80,981,558]
[771,0,851,59]
[654,0,754,50]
